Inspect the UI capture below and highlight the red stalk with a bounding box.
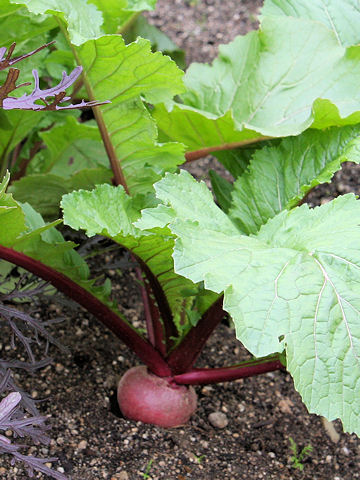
[184,136,272,163]
[167,296,225,374]
[133,253,178,351]
[174,358,284,385]
[135,266,166,356]
[0,246,171,376]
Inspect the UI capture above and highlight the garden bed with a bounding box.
[2,1,360,479]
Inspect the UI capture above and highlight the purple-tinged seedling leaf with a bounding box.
[2,67,110,111]
[0,41,55,71]
[0,68,31,107]
[0,392,21,422]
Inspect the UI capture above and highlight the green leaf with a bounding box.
[0,4,57,47]
[0,172,26,244]
[10,168,112,219]
[10,0,103,45]
[88,0,130,33]
[143,170,360,435]
[229,124,360,235]
[89,0,156,34]
[0,1,21,17]
[262,0,360,46]
[75,35,185,194]
[61,184,207,332]
[154,14,360,152]
[0,172,118,311]
[213,148,255,178]
[209,170,233,213]
[125,0,156,10]
[7,116,111,219]
[123,15,185,69]
[37,116,108,176]
[0,110,44,177]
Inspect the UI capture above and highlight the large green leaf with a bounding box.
[0,110,44,176]
[0,172,116,309]
[126,0,156,10]
[61,183,210,332]
[229,124,360,235]
[75,35,185,194]
[262,0,360,46]
[10,0,103,45]
[7,116,111,218]
[139,170,360,435]
[89,0,157,34]
[154,13,360,152]
[88,0,131,34]
[10,169,112,219]
[36,116,108,176]
[0,3,56,47]
[123,15,185,69]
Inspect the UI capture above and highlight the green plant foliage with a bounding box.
[137,170,360,435]
[123,15,185,68]
[2,0,360,439]
[0,172,116,310]
[61,184,214,333]
[154,11,360,151]
[229,125,360,234]
[10,169,112,219]
[0,111,44,177]
[0,3,56,47]
[262,0,360,46]
[74,34,185,194]
[9,0,103,45]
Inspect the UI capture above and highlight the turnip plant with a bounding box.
[1,0,360,445]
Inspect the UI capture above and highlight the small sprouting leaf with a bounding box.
[2,66,109,111]
[0,392,21,422]
[0,41,55,71]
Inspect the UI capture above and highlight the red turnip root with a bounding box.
[117,366,198,427]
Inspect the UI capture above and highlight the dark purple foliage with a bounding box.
[0,276,68,479]
[0,392,66,479]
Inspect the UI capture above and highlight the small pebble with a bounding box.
[208,411,228,428]
[78,440,88,450]
[111,472,129,480]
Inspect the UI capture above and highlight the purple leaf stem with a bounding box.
[167,296,225,374]
[174,357,284,385]
[2,67,110,111]
[0,41,56,71]
[133,253,178,352]
[0,245,172,376]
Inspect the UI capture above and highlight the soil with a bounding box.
[2,1,360,479]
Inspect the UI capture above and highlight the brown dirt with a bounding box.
[2,0,360,479]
